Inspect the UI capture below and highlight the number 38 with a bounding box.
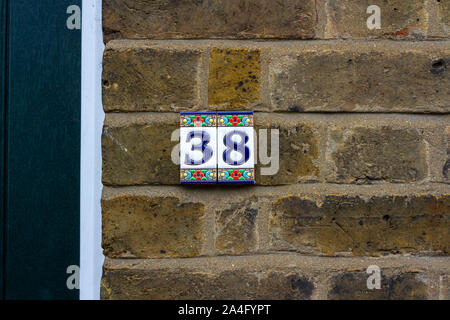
[180,127,254,169]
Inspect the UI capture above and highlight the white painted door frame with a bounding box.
[80,0,104,300]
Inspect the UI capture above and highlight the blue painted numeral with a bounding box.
[185,131,213,165]
[222,130,250,166]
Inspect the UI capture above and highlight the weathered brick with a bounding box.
[102,114,446,186]
[255,114,319,185]
[103,0,317,42]
[438,0,450,24]
[214,203,259,255]
[102,41,449,113]
[100,0,450,301]
[209,48,261,109]
[102,113,178,185]
[101,255,450,299]
[321,115,447,184]
[102,43,202,112]
[325,0,427,39]
[101,258,315,300]
[269,42,449,113]
[445,126,450,183]
[328,126,427,183]
[427,0,449,38]
[328,271,429,300]
[270,193,449,256]
[102,113,321,186]
[102,113,446,186]
[102,187,264,257]
[102,194,205,258]
[102,268,314,300]
[103,185,449,257]
[440,275,450,300]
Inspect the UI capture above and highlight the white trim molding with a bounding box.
[80,0,104,300]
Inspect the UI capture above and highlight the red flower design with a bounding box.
[230,170,242,180]
[230,115,241,126]
[193,170,204,180]
[194,116,204,126]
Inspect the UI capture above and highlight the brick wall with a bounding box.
[101,0,450,300]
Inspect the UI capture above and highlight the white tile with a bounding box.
[217,126,254,169]
[180,127,217,169]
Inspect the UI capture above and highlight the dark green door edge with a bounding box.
[3,0,81,299]
[0,0,8,301]
[0,0,8,300]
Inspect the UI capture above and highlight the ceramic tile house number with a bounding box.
[180,111,254,184]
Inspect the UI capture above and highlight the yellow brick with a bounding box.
[208,48,260,109]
